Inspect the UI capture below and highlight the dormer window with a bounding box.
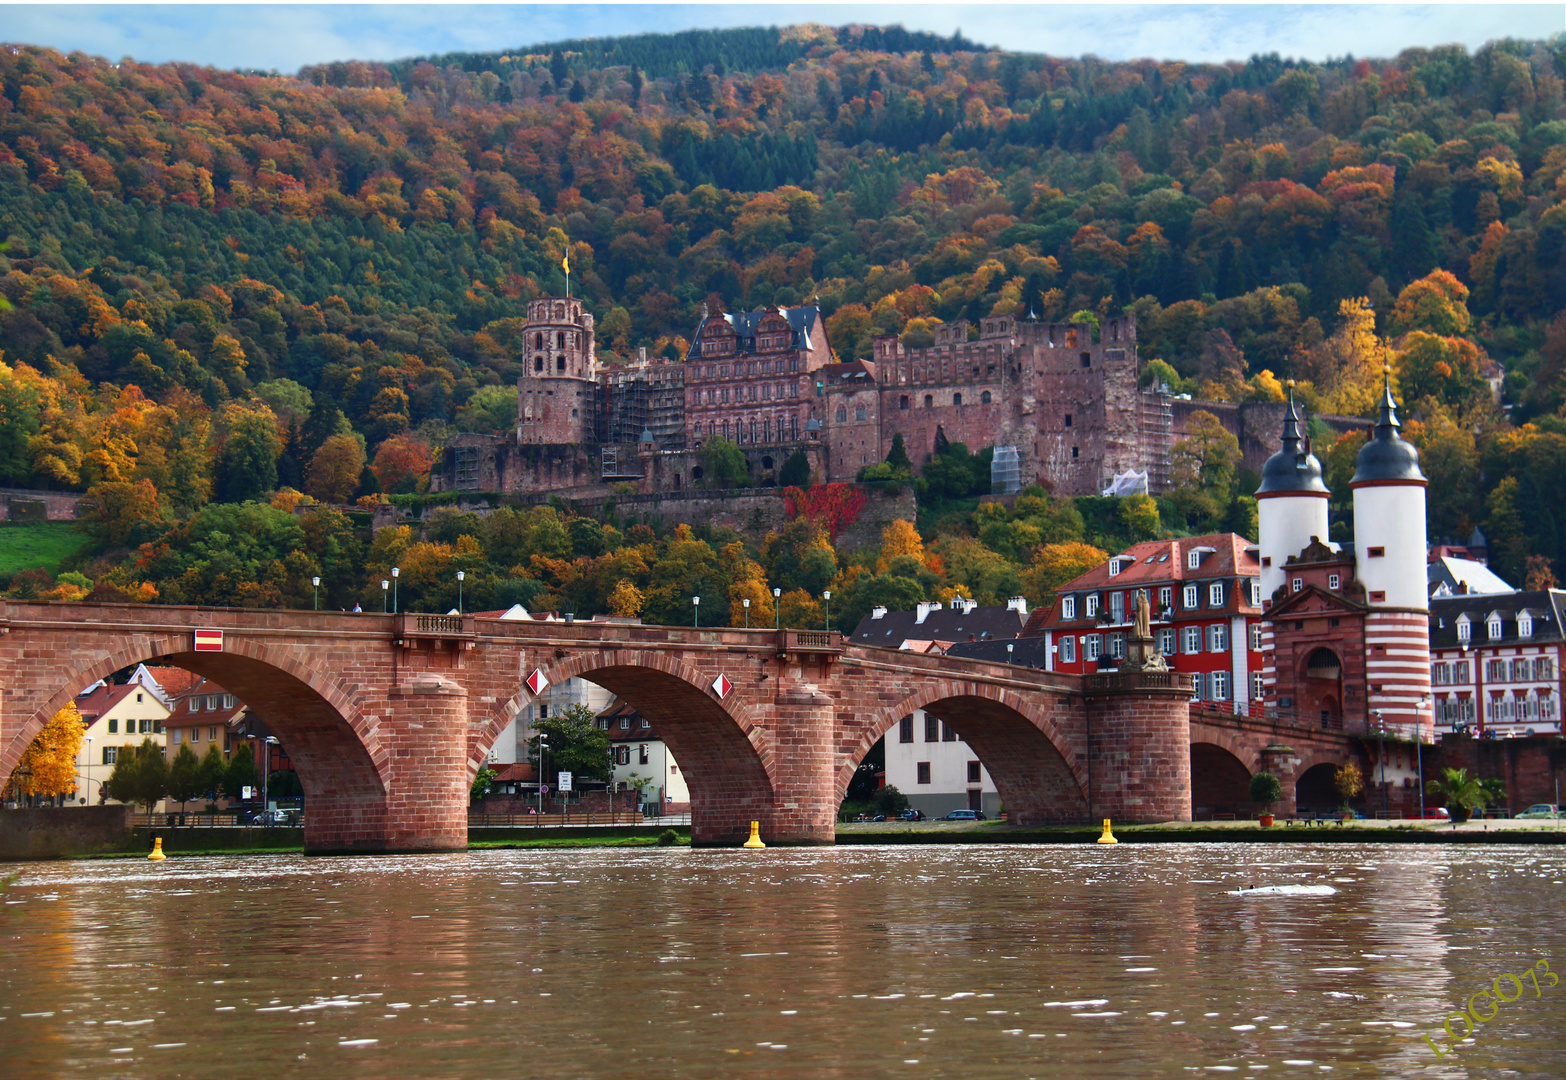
[1328,573,1340,590]
[1108,558,1122,577]
[1292,578,1303,592]
[1209,583,1224,607]
[1188,551,1201,569]
[1519,612,1534,638]
[1183,584,1198,609]
[1249,580,1261,606]
[1085,595,1099,619]
[1062,596,1076,620]
[1457,617,1471,643]
[1488,617,1502,641]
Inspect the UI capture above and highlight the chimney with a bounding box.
[915,601,938,624]
[871,606,888,620]
[564,612,575,623]
[1007,596,1028,614]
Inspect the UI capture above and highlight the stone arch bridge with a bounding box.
[0,601,1353,851]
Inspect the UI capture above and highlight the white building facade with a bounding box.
[884,707,999,818]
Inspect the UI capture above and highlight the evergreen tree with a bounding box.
[166,742,203,812]
[223,744,260,800]
[779,449,811,488]
[197,744,227,802]
[886,432,912,473]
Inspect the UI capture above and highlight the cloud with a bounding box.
[0,4,1558,72]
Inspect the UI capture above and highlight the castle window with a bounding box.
[789,358,799,372]
[748,385,757,401]
[1292,578,1303,592]
[953,393,963,406]
[1080,353,1091,368]
[1071,447,1079,459]
[924,395,933,408]
[981,391,991,404]
[900,395,909,410]
[535,333,543,348]
[557,356,566,372]
[1328,573,1340,590]
[535,356,544,372]
[721,388,730,403]
[836,407,848,422]
[750,363,758,375]
[855,405,867,421]
[1065,414,1072,427]
[557,331,567,349]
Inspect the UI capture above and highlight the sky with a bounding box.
[0,4,1559,74]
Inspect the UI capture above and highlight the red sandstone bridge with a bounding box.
[0,601,1354,851]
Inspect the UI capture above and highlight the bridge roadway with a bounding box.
[0,601,1353,851]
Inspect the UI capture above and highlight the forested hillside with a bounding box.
[2,25,1566,614]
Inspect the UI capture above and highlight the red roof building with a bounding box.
[1023,532,1265,707]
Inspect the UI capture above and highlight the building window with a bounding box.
[1158,586,1172,610]
[1454,660,1470,682]
[619,717,631,730]
[1158,628,1176,655]
[1110,591,1125,620]
[1071,447,1079,459]
[836,406,847,422]
[1084,634,1102,661]
[1519,614,1534,637]
[1065,413,1073,427]
[953,393,963,406]
[1183,626,1202,654]
[1249,623,1264,650]
[1487,659,1507,681]
[1368,546,1385,558]
[1209,624,1228,651]
[1292,578,1303,592]
[1211,671,1230,700]
[1534,657,1555,680]
[967,761,982,784]
[1488,619,1502,641]
[1209,583,1224,607]
[925,715,939,742]
[1108,633,1125,660]
[1183,584,1198,609]
[639,745,649,765]
[1325,573,1339,591]
[900,395,909,410]
[1251,672,1266,701]
[107,718,118,734]
[1062,596,1076,620]
[942,722,958,742]
[1457,618,1471,642]
[1059,635,1076,663]
[1188,551,1201,569]
[190,727,200,742]
[1511,658,1530,681]
[103,747,117,765]
[1249,580,1261,606]
[917,762,931,785]
[855,405,867,421]
[981,391,992,404]
[899,716,914,743]
[172,728,182,745]
[136,692,143,703]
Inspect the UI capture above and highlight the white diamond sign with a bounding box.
[525,668,550,697]
[711,673,732,698]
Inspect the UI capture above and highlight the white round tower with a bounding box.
[1255,391,1330,602]
[1350,375,1428,611]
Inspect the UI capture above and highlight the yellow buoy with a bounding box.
[742,820,766,848]
[148,836,167,860]
[1096,818,1118,844]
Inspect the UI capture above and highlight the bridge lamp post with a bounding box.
[773,587,781,630]
[537,734,548,817]
[742,597,749,629]
[391,567,400,613]
[1373,708,1387,818]
[1417,693,1430,821]
[84,736,92,806]
[381,579,389,613]
[692,595,700,629]
[822,590,831,633]
[456,570,465,615]
[311,576,320,611]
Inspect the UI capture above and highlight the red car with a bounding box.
[1422,807,1451,820]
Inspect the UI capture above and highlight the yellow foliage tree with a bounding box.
[1023,542,1109,604]
[608,578,645,618]
[7,701,85,800]
[1308,297,1386,417]
[876,519,925,573]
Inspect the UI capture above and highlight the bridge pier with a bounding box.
[1086,672,1193,823]
[1260,743,1301,818]
[305,674,470,855]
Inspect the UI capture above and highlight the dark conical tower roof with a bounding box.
[1257,387,1329,495]
[1351,369,1426,485]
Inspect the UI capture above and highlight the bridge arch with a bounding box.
[1190,741,1253,819]
[846,680,1089,825]
[484,648,777,843]
[2,629,386,845]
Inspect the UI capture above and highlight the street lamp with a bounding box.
[1007,643,1015,666]
[822,589,831,632]
[456,570,465,614]
[263,736,278,817]
[773,587,782,630]
[84,735,93,805]
[742,596,750,629]
[1417,693,1430,821]
[381,579,389,612]
[1373,708,1387,818]
[391,566,400,613]
[312,575,320,611]
[537,734,548,818]
[692,595,701,628]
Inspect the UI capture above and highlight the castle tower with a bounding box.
[1255,388,1330,601]
[1350,371,1431,738]
[516,296,598,445]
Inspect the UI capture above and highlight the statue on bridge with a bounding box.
[1121,589,1168,673]
[1133,588,1152,640]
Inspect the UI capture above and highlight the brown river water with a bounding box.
[2,843,1564,1079]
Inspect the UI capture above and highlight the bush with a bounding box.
[1248,771,1281,809]
[874,783,910,817]
[657,828,680,846]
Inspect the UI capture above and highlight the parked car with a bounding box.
[1421,807,1451,820]
[937,809,987,821]
[898,809,925,822]
[1517,804,1561,819]
[249,808,300,826]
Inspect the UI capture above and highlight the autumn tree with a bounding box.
[81,478,164,547]
[305,433,367,504]
[607,578,645,618]
[5,701,85,802]
[215,401,281,503]
[876,519,925,572]
[1023,542,1109,604]
[700,436,747,488]
[370,433,432,493]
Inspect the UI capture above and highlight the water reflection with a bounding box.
[2,844,1565,1078]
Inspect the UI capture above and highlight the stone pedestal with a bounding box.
[1084,669,1194,823]
[1260,743,1301,817]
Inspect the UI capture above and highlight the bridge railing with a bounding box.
[396,612,475,639]
[1084,670,1194,694]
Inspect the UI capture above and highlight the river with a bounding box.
[2,843,1564,1078]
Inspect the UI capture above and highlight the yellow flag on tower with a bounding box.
[561,250,570,274]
